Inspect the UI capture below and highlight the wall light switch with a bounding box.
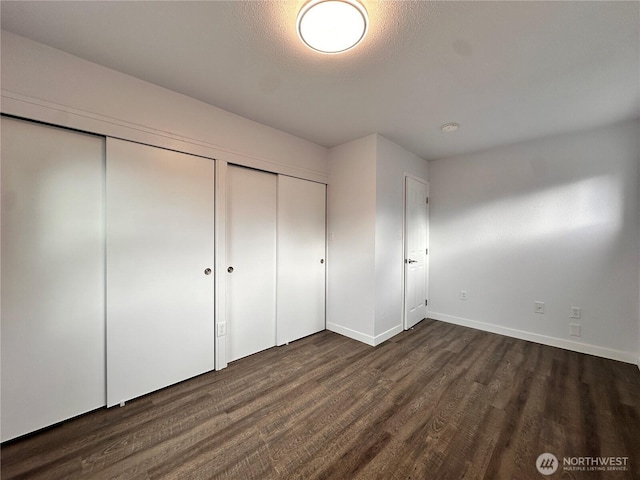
[460,290,467,301]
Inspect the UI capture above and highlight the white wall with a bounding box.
[429,119,640,363]
[375,135,429,338]
[0,31,328,182]
[327,134,429,345]
[327,135,377,341]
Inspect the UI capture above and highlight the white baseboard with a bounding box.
[374,324,404,346]
[429,311,639,365]
[326,322,404,347]
[327,323,375,346]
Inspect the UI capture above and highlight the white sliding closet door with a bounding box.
[106,139,214,407]
[1,117,106,441]
[277,176,326,345]
[226,165,277,362]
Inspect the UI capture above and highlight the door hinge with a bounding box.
[426,197,429,204]
[425,299,428,306]
[426,248,428,255]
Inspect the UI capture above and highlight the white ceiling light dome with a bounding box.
[297,0,369,54]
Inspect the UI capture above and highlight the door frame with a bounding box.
[402,174,430,330]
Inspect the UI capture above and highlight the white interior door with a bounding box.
[277,176,326,345]
[1,117,106,441]
[106,139,214,407]
[226,165,277,362]
[404,176,429,329]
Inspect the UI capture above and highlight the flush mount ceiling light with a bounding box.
[441,122,460,133]
[297,0,369,54]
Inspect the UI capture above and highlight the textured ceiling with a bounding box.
[1,1,639,160]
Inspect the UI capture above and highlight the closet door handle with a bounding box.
[204,268,212,275]
[227,266,234,273]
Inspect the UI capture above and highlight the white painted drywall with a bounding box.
[0,31,328,182]
[375,135,429,338]
[429,120,640,363]
[327,134,429,345]
[327,135,378,342]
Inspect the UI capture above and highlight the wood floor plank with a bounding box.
[2,320,639,480]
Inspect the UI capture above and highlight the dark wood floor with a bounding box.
[2,319,639,479]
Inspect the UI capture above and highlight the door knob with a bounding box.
[320,259,324,264]
[227,266,234,273]
[406,259,418,264]
[204,268,212,275]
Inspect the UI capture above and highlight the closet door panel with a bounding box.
[277,176,326,345]
[226,166,277,362]
[106,139,214,407]
[1,117,106,441]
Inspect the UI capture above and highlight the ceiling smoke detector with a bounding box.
[297,0,369,54]
[441,123,460,133]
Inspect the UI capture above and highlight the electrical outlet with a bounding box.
[534,301,545,314]
[217,322,227,337]
[570,307,581,319]
[570,323,581,337]
[460,290,467,301]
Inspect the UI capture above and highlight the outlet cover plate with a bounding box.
[217,322,227,337]
[534,301,545,314]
